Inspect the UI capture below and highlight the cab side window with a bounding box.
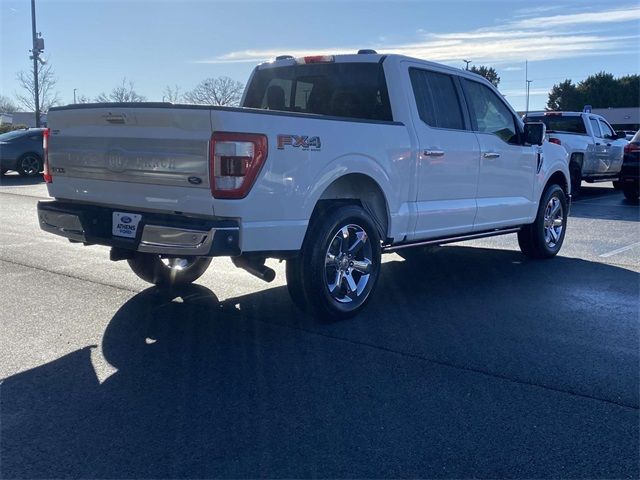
[409,68,465,130]
[461,78,519,145]
[589,118,601,137]
[598,120,615,139]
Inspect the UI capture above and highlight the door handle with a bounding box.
[424,150,445,157]
[483,152,500,159]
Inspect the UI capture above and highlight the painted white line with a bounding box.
[600,241,640,258]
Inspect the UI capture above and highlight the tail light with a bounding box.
[549,137,561,145]
[209,132,268,199]
[42,128,52,183]
[625,143,640,153]
[296,55,335,64]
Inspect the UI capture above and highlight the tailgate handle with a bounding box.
[103,114,127,124]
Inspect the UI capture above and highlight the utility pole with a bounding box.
[74,88,77,104]
[30,0,40,127]
[525,60,531,116]
[463,59,472,71]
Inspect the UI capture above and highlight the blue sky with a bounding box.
[1,0,639,111]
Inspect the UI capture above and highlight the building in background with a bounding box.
[0,112,47,128]
[591,107,639,131]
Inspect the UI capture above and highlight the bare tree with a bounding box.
[0,95,17,113]
[162,84,182,103]
[15,62,61,112]
[184,76,244,106]
[76,94,92,104]
[95,78,147,103]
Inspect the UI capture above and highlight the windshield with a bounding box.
[525,115,586,134]
[243,62,393,122]
[0,129,31,141]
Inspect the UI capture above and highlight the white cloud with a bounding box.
[194,5,640,65]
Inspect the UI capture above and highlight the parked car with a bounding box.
[37,52,570,319]
[618,130,639,201]
[523,112,627,194]
[623,130,637,141]
[0,128,45,177]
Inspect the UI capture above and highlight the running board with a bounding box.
[383,227,522,253]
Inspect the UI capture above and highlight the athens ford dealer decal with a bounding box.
[112,212,142,238]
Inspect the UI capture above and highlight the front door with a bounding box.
[459,78,536,229]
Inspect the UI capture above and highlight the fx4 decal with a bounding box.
[277,134,321,151]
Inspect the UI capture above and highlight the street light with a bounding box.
[73,88,77,104]
[463,59,472,71]
[29,0,45,127]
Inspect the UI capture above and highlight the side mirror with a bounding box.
[616,131,627,139]
[524,122,546,146]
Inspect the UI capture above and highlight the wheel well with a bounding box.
[312,173,389,239]
[546,170,569,194]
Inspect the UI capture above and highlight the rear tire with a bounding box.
[16,153,42,177]
[127,253,212,287]
[518,184,568,259]
[297,204,381,320]
[623,185,639,201]
[569,163,582,197]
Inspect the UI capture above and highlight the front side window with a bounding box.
[598,120,615,139]
[409,68,465,130]
[589,118,602,137]
[461,79,518,144]
[243,62,392,121]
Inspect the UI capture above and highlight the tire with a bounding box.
[612,180,622,190]
[569,163,582,197]
[297,204,381,320]
[623,186,639,201]
[285,255,309,312]
[518,184,568,259]
[127,253,212,287]
[16,153,42,177]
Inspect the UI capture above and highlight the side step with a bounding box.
[383,227,521,253]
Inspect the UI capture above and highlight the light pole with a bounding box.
[30,0,41,127]
[73,88,77,104]
[525,80,533,116]
[463,59,472,71]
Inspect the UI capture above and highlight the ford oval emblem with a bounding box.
[188,176,203,185]
[121,216,132,224]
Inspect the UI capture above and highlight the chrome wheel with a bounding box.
[161,257,196,270]
[543,196,563,248]
[19,155,41,176]
[325,224,373,303]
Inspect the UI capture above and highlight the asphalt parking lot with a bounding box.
[0,174,638,479]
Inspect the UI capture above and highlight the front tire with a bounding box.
[127,253,212,287]
[518,184,568,259]
[16,153,42,177]
[297,204,381,320]
[623,185,639,201]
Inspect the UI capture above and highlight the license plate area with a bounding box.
[112,212,142,238]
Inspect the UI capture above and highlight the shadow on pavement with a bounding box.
[571,185,639,221]
[1,247,638,478]
[0,172,45,186]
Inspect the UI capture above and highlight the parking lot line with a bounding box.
[600,241,640,258]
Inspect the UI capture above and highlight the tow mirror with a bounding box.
[524,122,546,146]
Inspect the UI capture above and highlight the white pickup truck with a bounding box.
[524,111,627,194]
[38,52,570,319]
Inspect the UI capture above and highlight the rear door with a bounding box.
[597,118,625,173]
[460,78,536,229]
[404,63,480,240]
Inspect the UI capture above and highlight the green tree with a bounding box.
[469,65,500,87]
[547,72,640,110]
[546,79,582,111]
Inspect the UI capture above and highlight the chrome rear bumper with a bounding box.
[38,201,240,257]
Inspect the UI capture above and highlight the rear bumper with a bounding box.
[37,201,240,257]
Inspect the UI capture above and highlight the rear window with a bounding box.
[525,115,586,134]
[243,62,393,122]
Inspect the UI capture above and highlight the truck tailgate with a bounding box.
[46,105,214,215]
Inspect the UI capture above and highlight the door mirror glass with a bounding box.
[524,122,545,146]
